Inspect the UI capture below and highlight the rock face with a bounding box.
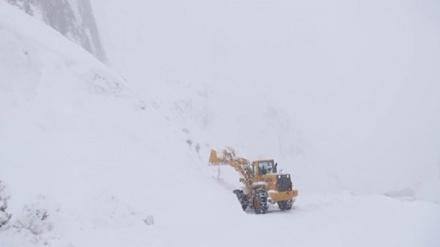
[6,0,107,62]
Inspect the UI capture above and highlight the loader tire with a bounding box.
[285,199,293,210]
[278,201,288,211]
[233,190,249,211]
[253,188,268,214]
[278,200,293,211]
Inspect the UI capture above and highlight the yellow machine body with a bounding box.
[209,148,298,213]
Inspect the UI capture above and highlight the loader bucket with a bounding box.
[209,149,220,165]
[208,147,236,165]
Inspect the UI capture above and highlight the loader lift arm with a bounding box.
[209,148,254,187]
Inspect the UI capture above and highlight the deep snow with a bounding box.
[1,0,440,246]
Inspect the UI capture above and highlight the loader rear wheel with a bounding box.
[286,199,294,210]
[278,200,293,211]
[253,188,268,214]
[278,201,288,211]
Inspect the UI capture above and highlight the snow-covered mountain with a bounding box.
[5,0,107,62]
[1,0,440,246]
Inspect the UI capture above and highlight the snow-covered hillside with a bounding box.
[1,0,440,247]
[0,2,217,246]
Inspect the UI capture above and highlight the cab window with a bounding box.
[258,161,274,175]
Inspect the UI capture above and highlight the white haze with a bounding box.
[92,0,440,199]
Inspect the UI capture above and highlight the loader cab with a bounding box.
[254,160,277,175]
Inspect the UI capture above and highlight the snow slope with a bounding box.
[0,1,439,247]
[0,2,233,246]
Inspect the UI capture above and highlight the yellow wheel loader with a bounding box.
[209,147,298,214]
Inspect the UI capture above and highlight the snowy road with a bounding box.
[144,191,440,247]
[56,188,440,247]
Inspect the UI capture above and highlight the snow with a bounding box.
[1,0,440,246]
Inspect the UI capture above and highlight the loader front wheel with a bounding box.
[233,189,249,211]
[253,188,268,214]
